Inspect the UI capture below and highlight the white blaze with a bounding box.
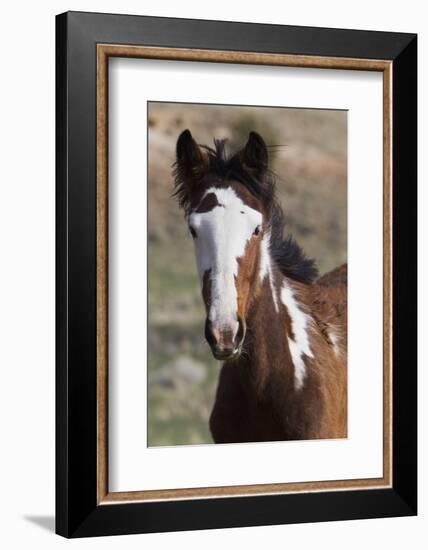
[188,187,262,329]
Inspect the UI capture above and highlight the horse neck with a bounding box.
[245,254,313,396]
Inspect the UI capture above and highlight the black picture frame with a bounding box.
[56,11,417,538]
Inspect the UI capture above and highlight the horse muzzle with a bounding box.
[205,318,245,361]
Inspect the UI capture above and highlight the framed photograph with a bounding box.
[56,11,417,538]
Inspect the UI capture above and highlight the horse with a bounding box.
[173,129,347,443]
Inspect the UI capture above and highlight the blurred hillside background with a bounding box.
[147,102,347,446]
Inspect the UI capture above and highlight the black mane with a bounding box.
[200,139,277,205]
[269,203,319,284]
[174,137,318,285]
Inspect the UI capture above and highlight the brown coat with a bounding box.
[210,265,347,443]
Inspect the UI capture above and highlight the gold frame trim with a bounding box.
[96,44,393,504]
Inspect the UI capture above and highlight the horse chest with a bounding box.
[209,360,323,443]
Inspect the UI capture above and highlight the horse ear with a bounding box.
[174,130,208,210]
[240,131,268,178]
[175,129,208,183]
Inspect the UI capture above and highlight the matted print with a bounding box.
[147,102,347,447]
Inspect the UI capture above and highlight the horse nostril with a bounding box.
[205,319,218,349]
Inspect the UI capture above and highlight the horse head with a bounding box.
[174,129,274,360]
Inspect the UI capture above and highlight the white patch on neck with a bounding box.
[280,281,314,390]
[259,231,278,312]
[188,187,262,328]
[329,329,341,356]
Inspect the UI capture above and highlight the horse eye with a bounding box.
[253,225,261,236]
[189,226,197,239]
